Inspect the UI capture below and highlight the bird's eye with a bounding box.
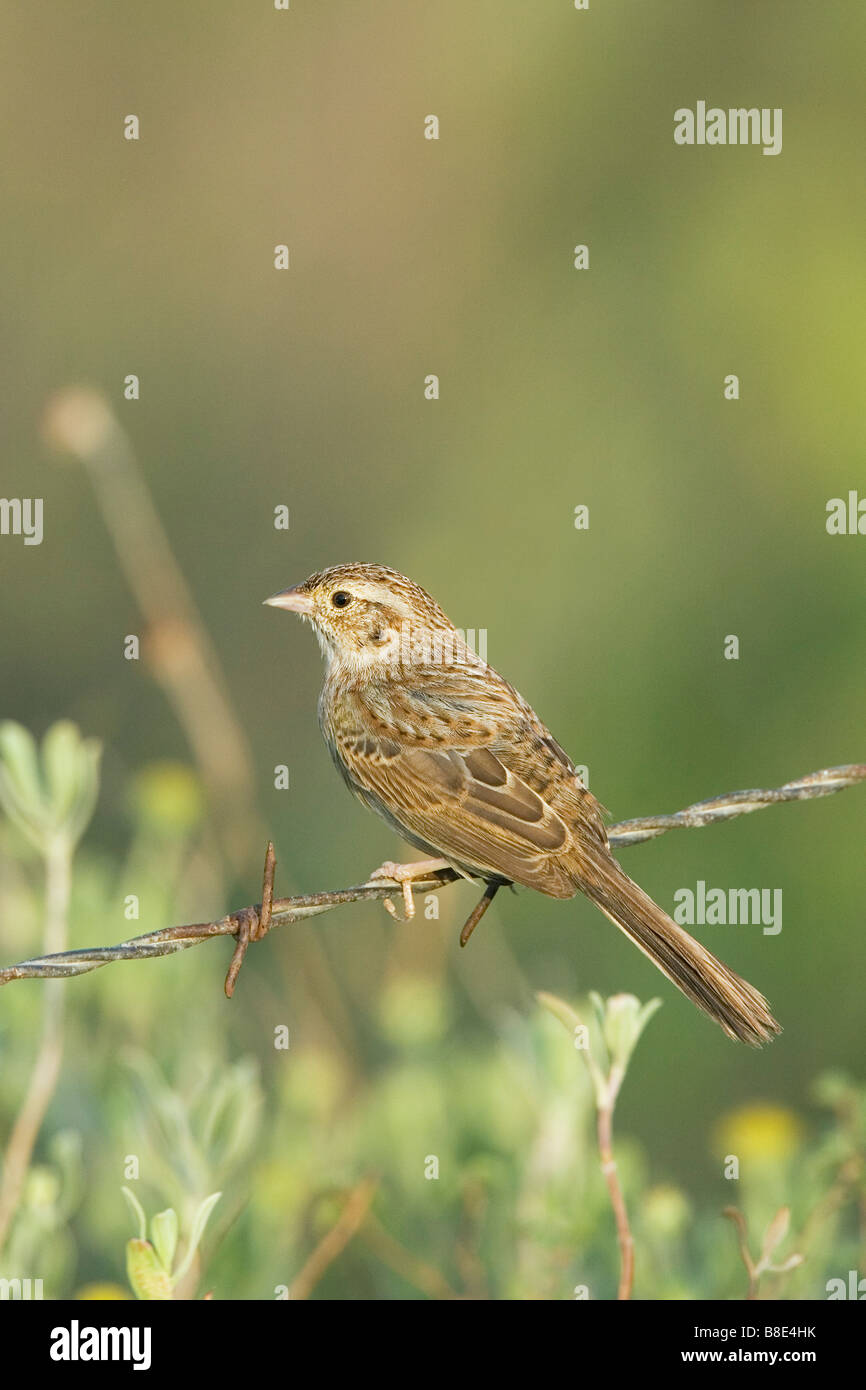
[331,590,353,608]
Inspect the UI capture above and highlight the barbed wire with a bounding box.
[1,763,863,995]
[606,763,866,844]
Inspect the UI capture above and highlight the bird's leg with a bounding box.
[459,881,501,948]
[368,858,453,921]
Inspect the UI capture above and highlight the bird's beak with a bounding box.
[263,586,315,616]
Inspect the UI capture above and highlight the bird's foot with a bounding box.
[368,858,452,921]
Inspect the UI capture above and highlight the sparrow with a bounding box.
[265,563,780,1045]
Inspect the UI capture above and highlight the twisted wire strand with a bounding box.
[606,763,866,845]
[1,763,863,987]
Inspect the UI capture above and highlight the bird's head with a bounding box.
[264,563,459,677]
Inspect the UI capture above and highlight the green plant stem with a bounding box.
[0,836,71,1253]
[597,1066,634,1301]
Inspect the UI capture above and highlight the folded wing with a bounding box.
[336,730,586,897]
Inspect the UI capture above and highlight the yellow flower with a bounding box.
[714,1103,803,1164]
[130,762,204,833]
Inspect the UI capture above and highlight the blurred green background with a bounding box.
[0,2,863,1298]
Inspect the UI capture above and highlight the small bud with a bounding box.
[126,1239,174,1300]
[42,386,115,459]
[643,1184,691,1239]
[595,992,662,1073]
[150,1208,179,1275]
[25,1166,61,1210]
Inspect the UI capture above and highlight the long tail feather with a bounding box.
[579,851,781,1045]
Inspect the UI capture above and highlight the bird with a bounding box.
[265,562,780,1046]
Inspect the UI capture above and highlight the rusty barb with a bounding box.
[1,763,863,997]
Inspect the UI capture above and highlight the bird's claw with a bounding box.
[368,858,455,921]
[368,861,418,921]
